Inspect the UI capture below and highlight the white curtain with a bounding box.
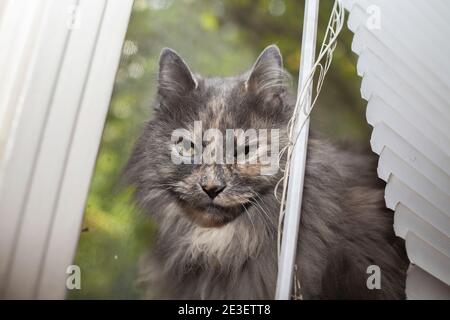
[0,0,133,299]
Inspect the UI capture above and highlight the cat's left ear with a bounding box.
[245,44,285,95]
[158,48,197,97]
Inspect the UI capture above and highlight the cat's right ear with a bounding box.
[158,48,197,97]
[245,45,288,99]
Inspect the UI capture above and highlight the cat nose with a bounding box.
[200,183,226,199]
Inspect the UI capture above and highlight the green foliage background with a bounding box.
[69,0,369,299]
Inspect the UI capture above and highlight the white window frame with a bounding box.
[0,0,134,299]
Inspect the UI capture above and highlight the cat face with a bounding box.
[128,45,292,228]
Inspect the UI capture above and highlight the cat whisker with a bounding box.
[241,203,256,237]
[247,189,272,220]
[245,189,276,233]
[232,193,272,233]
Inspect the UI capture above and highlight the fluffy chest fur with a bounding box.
[138,200,279,299]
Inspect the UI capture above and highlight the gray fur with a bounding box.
[124,45,408,299]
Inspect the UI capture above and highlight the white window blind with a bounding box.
[0,0,133,299]
[342,0,450,299]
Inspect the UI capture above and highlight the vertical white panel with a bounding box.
[0,0,75,296]
[0,0,133,299]
[4,0,108,299]
[37,0,134,299]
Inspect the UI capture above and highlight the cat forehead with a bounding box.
[199,95,233,129]
[202,76,243,100]
[197,77,243,123]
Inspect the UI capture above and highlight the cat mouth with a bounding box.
[202,198,253,215]
[180,199,251,228]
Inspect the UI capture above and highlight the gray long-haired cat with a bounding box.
[125,45,408,299]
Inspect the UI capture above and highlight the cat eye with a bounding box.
[234,144,251,158]
[176,139,197,157]
[186,142,196,156]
